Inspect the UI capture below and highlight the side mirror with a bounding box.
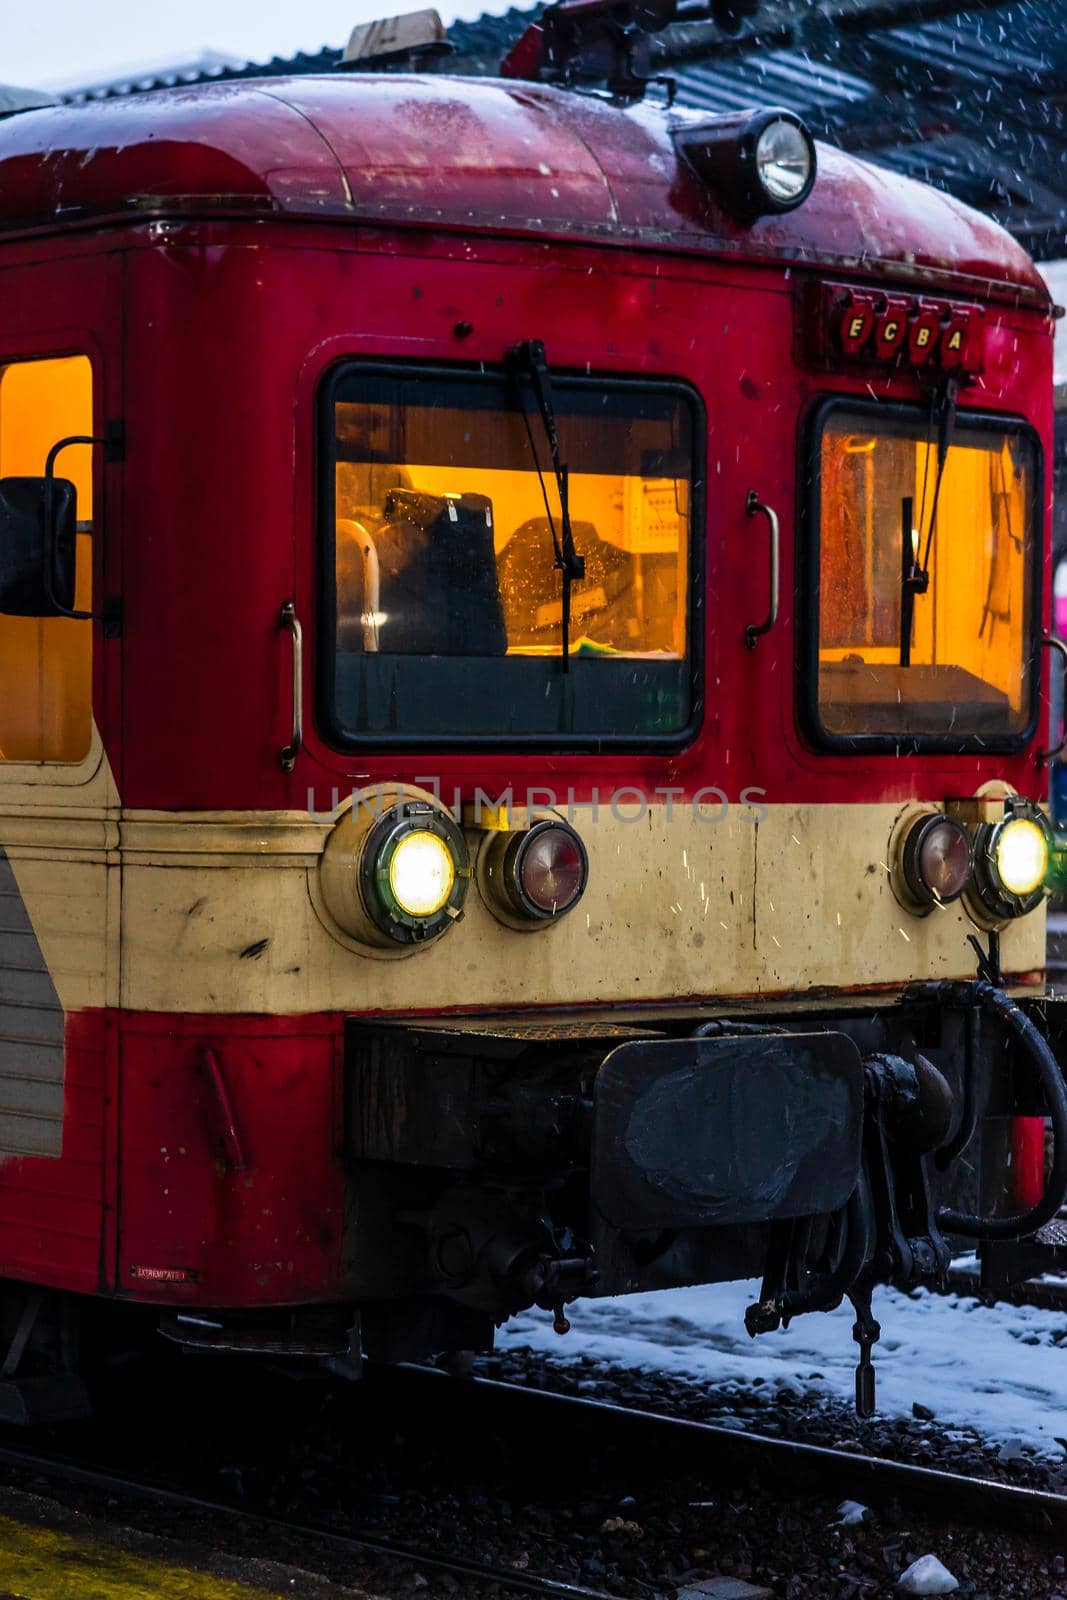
[0,476,77,617]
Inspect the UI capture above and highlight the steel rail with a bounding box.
[463,1376,1067,1536]
[0,1364,1062,1600]
[0,1439,615,1600]
[443,1373,1067,1539]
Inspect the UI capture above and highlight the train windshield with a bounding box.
[814,405,1037,747]
[323,367,697,746]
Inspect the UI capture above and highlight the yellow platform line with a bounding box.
[0,1512,287,1600]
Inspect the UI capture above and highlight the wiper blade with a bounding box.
[899,377,957,668]
[917,376,959,578]
[509,339,586,671]
[899,494,928,668]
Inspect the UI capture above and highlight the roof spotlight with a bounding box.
[674,107,817,219]
[969,798,1051,922]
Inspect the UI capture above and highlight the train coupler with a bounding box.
[844,1052,954,1414]
[746,1050,954,1415]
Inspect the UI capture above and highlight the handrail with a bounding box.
[279,601,303,773]
[1039,635,1067,763]
[744,489,780,650]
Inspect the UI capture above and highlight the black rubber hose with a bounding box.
[905,980,1067,1240]
[775,1169,873,1319]
[744,1171,872,1334]
[691,1019,776,1038]
[934,1003,981,1172]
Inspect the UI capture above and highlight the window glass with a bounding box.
[326,368,696,744]
[0,356,93,764]
[816,406,1035,745]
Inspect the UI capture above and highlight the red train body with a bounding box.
[0,57,1060,1409]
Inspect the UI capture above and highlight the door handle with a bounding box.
[745,490,780,650]
[1039,635,1067,763]
[279,601,303,772]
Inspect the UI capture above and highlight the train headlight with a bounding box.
[320,792,470,950]
[970,800,1051,921]
[754,117,815,207]
[674,108,817,220]
[388,830,455,917]
[481,818,588,926]
[901,813,972,908]
[994,817,1048,898]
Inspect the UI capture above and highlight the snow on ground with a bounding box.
[497,1278,1067,1456]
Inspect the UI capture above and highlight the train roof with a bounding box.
[0,73,1049,307]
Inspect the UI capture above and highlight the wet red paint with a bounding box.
[117,1012,346,1305]
[0,77,1047,300]
[0,1010,346,1305]
[0,76,1052,813]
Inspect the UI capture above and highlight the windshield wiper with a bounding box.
[508,339,586,671]
[899,377,958,668]
[899,494,927,668]
[917,376,959,575]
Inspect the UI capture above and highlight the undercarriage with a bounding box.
[336,984,1067,1412]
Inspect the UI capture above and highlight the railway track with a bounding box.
[0,1433,611,1600]
[945,1260,1067,1313]
[0,1368,1062,1598]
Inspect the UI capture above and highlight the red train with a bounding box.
[0,0,1062,1421]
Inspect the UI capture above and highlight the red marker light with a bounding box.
[487,819,590,924]
[902,813,972,907]
[907,308,941,365]
[517,823,587,915]
[874,299,909,362]
[811,281,985,375]
[939,309,974,369]
[837,293,875,355]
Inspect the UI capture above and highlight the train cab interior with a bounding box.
[0,354,94,766]
[325,362,698,744]
[811,403,1036,749]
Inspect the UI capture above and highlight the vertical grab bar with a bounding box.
[745,489,780,650]
[1039,635,1067,763]
[279,601,303,773]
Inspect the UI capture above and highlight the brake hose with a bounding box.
[745,1171,873,1334]
[905,980,1067,1239]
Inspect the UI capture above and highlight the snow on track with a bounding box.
[498,1278,1067,1455]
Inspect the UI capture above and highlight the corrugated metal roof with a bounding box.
[865,9,1065,82]
[56,49,247,102]
[671,48,872,114]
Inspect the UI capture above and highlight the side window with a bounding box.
[0,356,93,764]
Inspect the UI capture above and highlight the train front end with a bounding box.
[0,38,1060,1404]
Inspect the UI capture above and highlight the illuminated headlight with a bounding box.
[994,818,1048,897]
[674,107,817,220]
[362,804,469,943]
[483,819,588,926]
[389,830,455,917]
[320,793,470,949]
[901,813,972,909]
[970,800,1051,921]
